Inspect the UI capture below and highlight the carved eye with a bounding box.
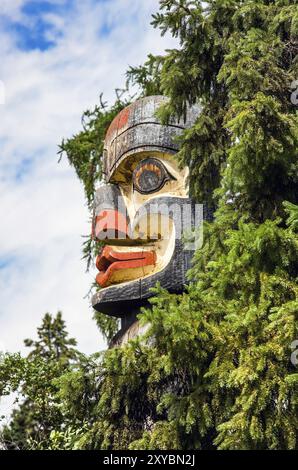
[133,158,173,194]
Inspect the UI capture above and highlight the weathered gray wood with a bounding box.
[103,96,200,182]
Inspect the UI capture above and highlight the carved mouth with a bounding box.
[96,246,156,288]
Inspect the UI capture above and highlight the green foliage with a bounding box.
[127,54,164,97]
[53,215,297,450]
[58,94,130,207]
[0,313,81,449]
[152,0,298,220]
[24,312,78,361]
[1,0,297,451]
[93,311,120,344]
[284,201,298,231]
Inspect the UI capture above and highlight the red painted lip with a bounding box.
[96,246,156,288]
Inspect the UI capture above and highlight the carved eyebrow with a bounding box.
[135,162,162,179]
[132,158,175,194]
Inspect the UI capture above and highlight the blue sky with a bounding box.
[1,0,122,51]
[1,1,66,50]
[0,0,175,358]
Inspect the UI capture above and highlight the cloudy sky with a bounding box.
[0,0,175,367]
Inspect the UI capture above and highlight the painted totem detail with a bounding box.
[92,96,201,329]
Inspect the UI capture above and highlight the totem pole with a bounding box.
[92,96,201,345]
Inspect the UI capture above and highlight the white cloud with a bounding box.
[0,0,176,419]
[0,0,25,19]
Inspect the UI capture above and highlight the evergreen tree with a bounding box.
[56,0,297,450]
[0,312,80,449]
[1,0,296,450]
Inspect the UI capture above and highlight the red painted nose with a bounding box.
[94,209,129,240]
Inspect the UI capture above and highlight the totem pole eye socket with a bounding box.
[133,158,174,194]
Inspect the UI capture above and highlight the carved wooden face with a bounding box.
[92,97,200,316]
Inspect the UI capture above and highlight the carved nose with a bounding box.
[94,209,129,240]
[93,184,129,241]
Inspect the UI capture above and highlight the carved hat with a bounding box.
[103,95,199,182]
